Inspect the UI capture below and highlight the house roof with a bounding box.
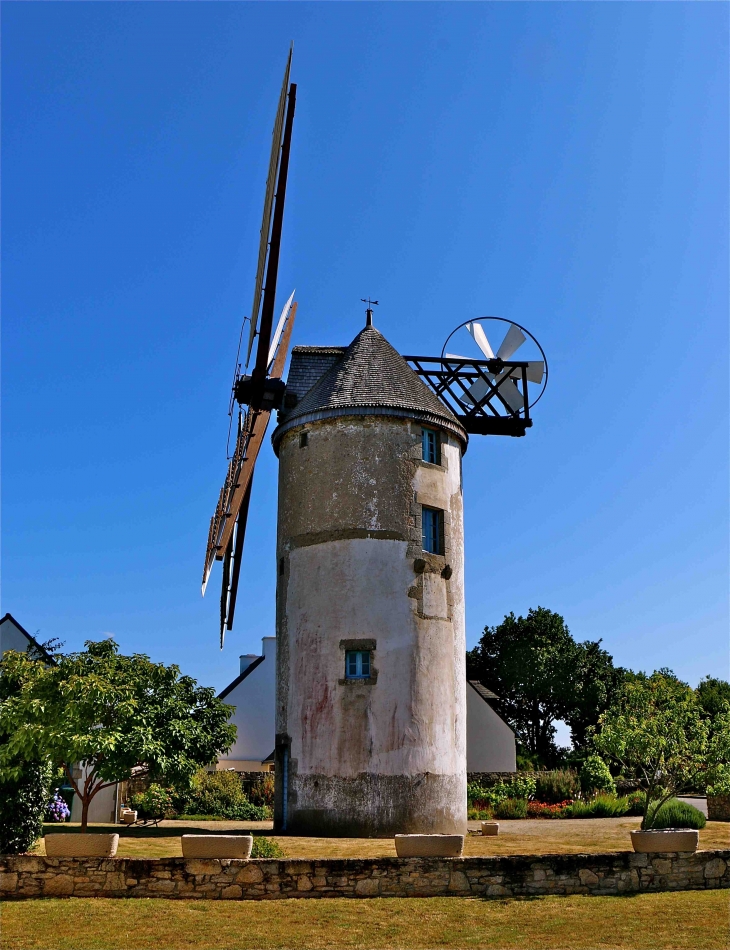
[218,653,266,701]
[0,613,55,663]
[273,325,467,451]
[468,680,500,702]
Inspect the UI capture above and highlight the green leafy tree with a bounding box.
[593,670,716,829]
[0,640,236,831]
[696,677,730,743]
[466,607,622,765]
[0,645,55,852]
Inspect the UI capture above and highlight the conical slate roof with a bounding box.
[272,325,467,451]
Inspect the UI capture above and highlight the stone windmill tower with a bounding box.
[202,54,548,836]
[270,314,469,836]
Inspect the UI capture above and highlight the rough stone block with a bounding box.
[448,870,470,892]
[0,872,18,893]
[704,858,727,879]
[354,878,380,896]
[221,885,243,899]
[43,875,74,897]
[487,884,511,897]
[236,864,264,884]
[579,869,600,886]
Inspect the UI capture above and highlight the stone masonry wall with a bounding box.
[1,850,727,901]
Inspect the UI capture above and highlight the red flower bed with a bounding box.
[526,800,574,818]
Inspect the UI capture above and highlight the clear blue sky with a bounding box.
[3,2,727,697]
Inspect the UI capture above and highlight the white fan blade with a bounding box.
[510,361,544,385]
[463,376,491,405]
[444,353,472,360]
[495,375,525,412]
[267,289,296,370]
[467,322,494,359]
[496,323,526,360]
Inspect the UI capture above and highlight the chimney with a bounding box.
[239,654,259,675]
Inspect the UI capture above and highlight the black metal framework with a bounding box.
[404,356,534,437]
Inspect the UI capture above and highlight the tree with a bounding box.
[593,670,714,829]
[0,647,55,853]
[696,676,730,725]
[466,607,622,765]
[0,640,236,831]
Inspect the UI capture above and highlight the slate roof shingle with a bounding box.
[273,326,467,449]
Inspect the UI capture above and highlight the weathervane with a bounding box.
[361,297,379,327]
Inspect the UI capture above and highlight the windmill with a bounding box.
[201,49,298,646]
[200,52,551,837]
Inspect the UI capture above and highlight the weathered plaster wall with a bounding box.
[2,851,727,900]
[275,414,467,836]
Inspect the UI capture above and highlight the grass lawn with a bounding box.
[35,819,730,859]
[1,891,726,949]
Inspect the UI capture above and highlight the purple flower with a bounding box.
[45,793,71,822]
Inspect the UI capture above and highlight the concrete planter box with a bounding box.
[394,834,464,858]
[708,796,730,822]
[44,833,119,858]
[480,821,499,836]
[181,835,253,859]
[630,829,699,853]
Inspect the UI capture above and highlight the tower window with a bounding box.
[422,427,440,464]
[422,507,444,555]
[345,650,371,679]
[299,432,309,448]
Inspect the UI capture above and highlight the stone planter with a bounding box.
[480,821,499,836]
[630,829,699,853]
[394,834,464,858]
[181,835,253,859]
[44,833,119,857]
[707,795,730,822]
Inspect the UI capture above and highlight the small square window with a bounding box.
[422,507,444,555]
[299,432,309,448]
[422,428,439,464]
[345,650,371,679]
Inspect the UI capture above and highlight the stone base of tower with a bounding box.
[276,772,467,837]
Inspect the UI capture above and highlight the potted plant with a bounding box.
[0,640,236,857]
[593,671,724,853]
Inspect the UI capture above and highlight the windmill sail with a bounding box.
[245,47,293,367]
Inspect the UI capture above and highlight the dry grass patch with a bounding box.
[1,891,726,950]
[32,819,729,860]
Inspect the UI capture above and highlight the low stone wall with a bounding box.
[1,850,727,901]
[708,796,730,822]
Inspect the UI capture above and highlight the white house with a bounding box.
[0,613,53,660]
[216,636,276,771]
[215,635,515,775]
[465,680,517,772]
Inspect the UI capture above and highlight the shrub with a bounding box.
[494,798,527,820]
[535,770,580,804]
[251,836,285,858]
[580,756,615,796]
[248,774,275,809]
[647,799,706,830]
[706,764,730,797]
[45,792,70,822]
[625,791,646,816]
[129,784,174,821]
[467,776,536,811]
[0,760,53,853]
[565,794,629,819]
[175,770,270,820]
